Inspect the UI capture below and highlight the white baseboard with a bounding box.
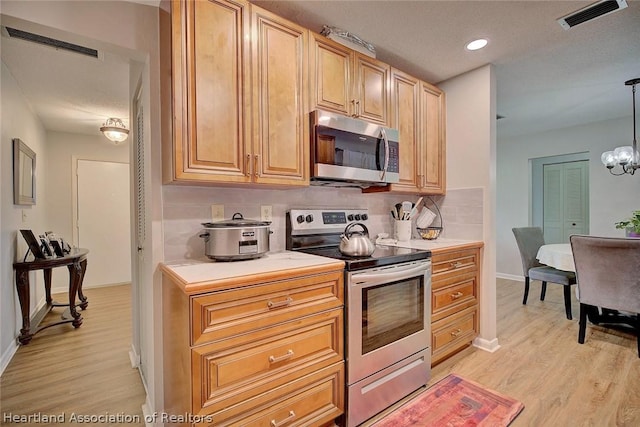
[0,340,18,376]
[129,344,141,368]
[473,337,501,353]
[496,272,523,282]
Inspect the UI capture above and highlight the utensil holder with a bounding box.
[395,220,412,241]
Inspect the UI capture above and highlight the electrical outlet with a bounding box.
[261,205,273,222]
[211,204,224,221]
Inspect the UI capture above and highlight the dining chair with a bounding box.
[512,227,577,320]
[570,235,640,357]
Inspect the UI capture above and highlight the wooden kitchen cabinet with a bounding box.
[430,243,482,365]
[166,0,308,186]
[310,33,390,126]
[389,68,446,194]
[162,265,345,426]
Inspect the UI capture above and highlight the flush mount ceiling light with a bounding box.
[465,38,488,51]
[100,118,129,144]
[601,78,639,176]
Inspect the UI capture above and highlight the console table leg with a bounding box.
[44,268,53,305]
[15,269,33,344]
[68,261,83,328]
[78,259,88,310]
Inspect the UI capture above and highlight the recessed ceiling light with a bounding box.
[466,38,488,51]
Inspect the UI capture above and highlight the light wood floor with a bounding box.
[2,280,639,426]
[1,284,146,426]
[429,278,640,426]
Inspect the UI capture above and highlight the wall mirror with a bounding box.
[13,138,36,205]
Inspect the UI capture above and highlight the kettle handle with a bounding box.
[344,222,369,238]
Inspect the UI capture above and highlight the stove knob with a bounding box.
[354,214,361,221]
[296,215,305,224]
[347,214,355,221]
[305,214,314,223]
[361,214,368,221]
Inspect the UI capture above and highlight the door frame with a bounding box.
[531,152,589,229]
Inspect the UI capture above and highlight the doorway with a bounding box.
[532,153,590,243]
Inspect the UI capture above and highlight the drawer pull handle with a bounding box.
[267,297,293,309]
[271,410,296,427]
[450,328,462,337]
[450,261,463,269]
[269,349,294,364]
[451,291,464,300]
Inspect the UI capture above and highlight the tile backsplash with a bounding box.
[162,185,483,262]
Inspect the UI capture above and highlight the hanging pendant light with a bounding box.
[100,118,129,144]
[601,78,639,175]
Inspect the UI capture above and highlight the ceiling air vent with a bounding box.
[4,27,98,58]
[557,0,628,30]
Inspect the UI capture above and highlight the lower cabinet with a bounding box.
[162,267,345,426]
[430,243,482,365]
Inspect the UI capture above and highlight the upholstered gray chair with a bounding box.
[570,235,640,357]
[512,227,577,319]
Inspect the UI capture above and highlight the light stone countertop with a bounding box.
[376,237,484,252]
[161,250,344,289]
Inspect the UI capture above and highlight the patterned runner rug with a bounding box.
[373,374,524,426]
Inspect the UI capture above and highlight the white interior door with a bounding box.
[77,159,132,287]
[543,160,589,243]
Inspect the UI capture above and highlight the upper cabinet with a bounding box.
[310,33,390,126]
[389,68,446,194]
[166,0,308,186]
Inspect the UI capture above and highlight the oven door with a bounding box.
[346,259,431,385]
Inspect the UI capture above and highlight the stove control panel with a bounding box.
[288,208,369,234]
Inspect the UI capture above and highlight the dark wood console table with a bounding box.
[13,248,89,344]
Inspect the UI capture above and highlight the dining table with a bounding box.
[537,242,635,330]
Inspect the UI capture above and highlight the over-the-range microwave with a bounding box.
[310,109,399,188]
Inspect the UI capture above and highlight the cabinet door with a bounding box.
[171,0,252,183]
[250,5,309,185]
[420,82,446,194]
[353,53,390,125]
[390,68,421,192]
[310,33,352,116]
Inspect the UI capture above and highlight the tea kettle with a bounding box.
[339,223,375,257]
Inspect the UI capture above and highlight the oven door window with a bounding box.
[362,277,424,354]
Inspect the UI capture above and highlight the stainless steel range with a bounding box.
[286,208,432,427]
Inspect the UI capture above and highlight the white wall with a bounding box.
[440,65,499,351]
[0,61,49,372]
[496,116,640,278]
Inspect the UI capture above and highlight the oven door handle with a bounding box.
[352,262,429,285]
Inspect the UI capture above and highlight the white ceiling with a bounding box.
[1,0,639,141]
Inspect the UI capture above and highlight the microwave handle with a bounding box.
[380,127,389,180]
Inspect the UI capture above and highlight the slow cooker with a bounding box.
[199,213,272,261]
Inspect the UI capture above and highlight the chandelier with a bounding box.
[601,78,639,175]
[100,118,129,144]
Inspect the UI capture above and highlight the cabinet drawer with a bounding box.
[432,248,478,279]
[431,306,478,365]
[199,362,344,426]
[191,271,343,345]
[192,309,343,414]
[432,277,476,315]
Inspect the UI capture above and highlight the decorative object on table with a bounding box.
[601,78,639,175]
[614,210,640,237]
[372,374,524,427]
[19,229,46,260]
[512,227,577,320]
[13,138,36,205]
[570,235,640,357]
[416,196,443,240]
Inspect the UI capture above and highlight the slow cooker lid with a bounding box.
[202,212,271,228]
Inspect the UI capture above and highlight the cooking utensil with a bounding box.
[401,201,413,219]
[200,212,272,261]
[339,222,375,257]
